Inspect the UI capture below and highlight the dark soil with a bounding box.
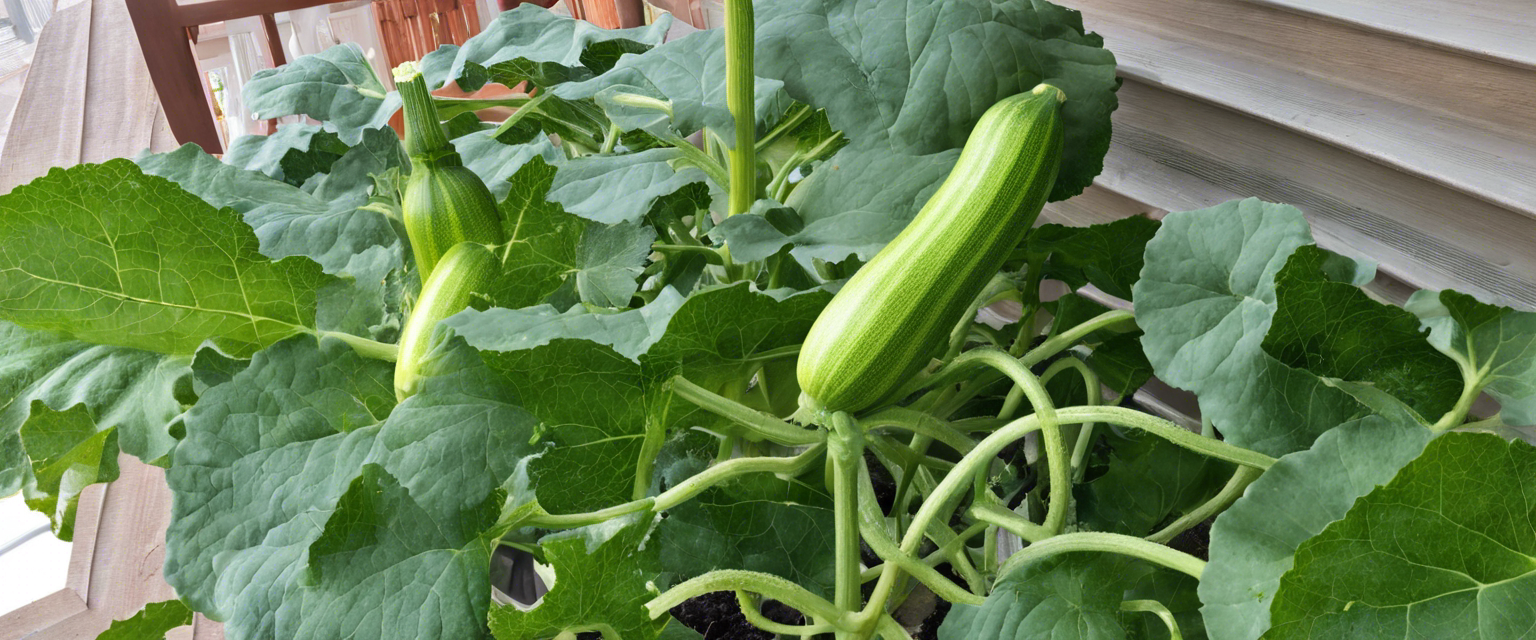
[670,591,775,640]
[1169,517,1214,562]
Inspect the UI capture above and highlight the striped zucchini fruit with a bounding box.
[796,84,1067,416]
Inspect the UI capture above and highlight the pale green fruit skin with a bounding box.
[394,241,499,400]
[796,85,1066,415]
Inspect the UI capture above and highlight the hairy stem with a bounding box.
[829,413,866,632]
[1146,465,1262,544]
[724,0,757,216]
[996,532,1206,581]
[859,407,974,454]
[672,376,824,445]
[736,591,836,635]
[1122,599,1183,640]
[646,570,848,628]
[317,330,399,362]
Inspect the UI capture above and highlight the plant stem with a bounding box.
[1020,310,1136,367]
[1122,600,1183,640]
[664,133,731,188]
[735,591,836,635]
[526,443,826,529]
[828,412,866,632]
[856,463,985,606]
[967,502,1050,543]
[723,0,756,216]
[1073,406,1276,470]
[432,95,531,119]
[646,570,849,629]
[316,330,399,362]
[1008,254,1046,357]
[600,121,622,154]
[1432,370,1485,432]
[755,103,811,152]
[653,243,727,264]
[1145,465,1262,544]
[858,407,974,454]
[995,531,1206,581]
[671,375,824,445]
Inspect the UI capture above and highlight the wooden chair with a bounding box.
[123,0,489,154]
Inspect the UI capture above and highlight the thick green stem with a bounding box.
[394,63,452,157]
[967,502,1049,543]
[723,0,756,215]
[432,94,531,119]
[996,532,1206,581]
[856,460,984,606]
[525,443,826,529]
[664,133,731,187]
[1432,370,1485,432]
[736,591,836,635]
[756,103,811,152]
[1021,310,1136,367]
[829,413,866,629]
[1146,465,1262,544]
[672,376,824,445]
[1122,600,1183,640]
[859,407,974,454]
[316,330,399,362]
[646,570,848,629]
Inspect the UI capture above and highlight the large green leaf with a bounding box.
[1263,246,1462,422]
[1197,415,1432,640]
[1267,432,1536,638]
[753,0,1119,202]
[1408,289,1536,426]
[449,284,828,515]
[164,335,534,640]
[652,450,837,598]
[553,29,793,143]
[439,4,673,91]
[98,600,193,640]
[453,133,562,201]
[1135,199,1378,455]
[222,123,351,186]
[0,322,187,496]
[19,403,119,540]
[939,553,1133,640]
[489,516,666,640]
[490,157,656,310]
[137,137,404,277]
[0,160,332,358]
[546,148,709,225]
[713,138,958,263]
[243,44,400,145]
[1023,216,1160,300]
[1075,431,1233,537]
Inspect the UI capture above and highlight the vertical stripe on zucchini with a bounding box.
[796,84,1067,415]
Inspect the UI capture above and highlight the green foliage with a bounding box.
[0,5,1521,640]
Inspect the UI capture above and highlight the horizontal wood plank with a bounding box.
[1246,0,1536,70]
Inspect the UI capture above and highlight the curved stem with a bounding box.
[723,0,756,216]
[859,407,974,454]
[1122,599,1183,640]
[755,103,811,153]
[317,330,399,362]
[967,502,1049,544]
[600,121,622,154]
[1432,371,1485,432]
[735,591,836,635]
[1039,357,1101,482]
[663,133,731,187]
[489,90,552,139]
[856,461,985,606]
[526,443,825,528]
[646,570,849,629]
[1146,465,1262,544]
[671,376,824,446]
[960,350,1068,535]
[1020,310,1136,367]
[1073,406,1275,470]
[997,532,1206,581]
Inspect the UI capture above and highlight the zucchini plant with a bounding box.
[2,1,1533,640]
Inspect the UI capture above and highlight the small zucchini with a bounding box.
[395,62,505,279]
[796,84,1066,415]
[394,241,499,400]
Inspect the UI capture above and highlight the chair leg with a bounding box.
[123,0,223,153]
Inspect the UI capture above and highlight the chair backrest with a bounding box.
[373,0,481,71]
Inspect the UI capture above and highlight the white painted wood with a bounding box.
[1085,16,1536,221]
[1246,0,1536,71]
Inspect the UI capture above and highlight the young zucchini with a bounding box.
[796,84,1066,415]
[394,241,499,400]
[395,62,505,279]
